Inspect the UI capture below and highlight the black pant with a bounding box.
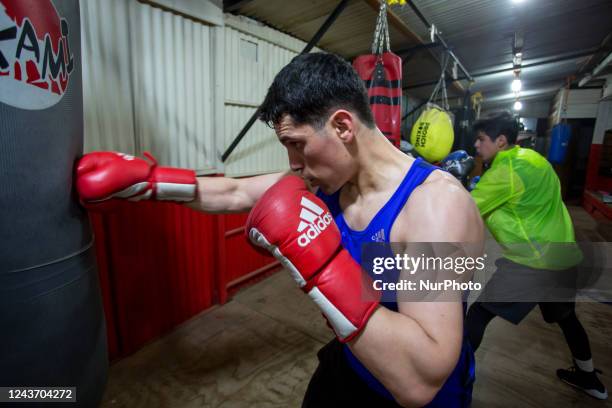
[302,339,403,408]
[466,301,592,360]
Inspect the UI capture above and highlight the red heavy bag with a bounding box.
[353,52,402,148]
[352,1,402,148]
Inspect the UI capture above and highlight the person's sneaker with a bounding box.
[557,366,608,400]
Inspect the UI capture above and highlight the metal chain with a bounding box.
[372,3,382,54]
[441,53,449,110]
[383,2,390,53]
[372,1,390,55]
[428,52,450,109]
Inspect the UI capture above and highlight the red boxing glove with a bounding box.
[76,151,197,204]
[246,176,379,343]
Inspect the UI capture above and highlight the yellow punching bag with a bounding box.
[410,104,454,162]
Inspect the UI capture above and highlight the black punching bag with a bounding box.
[0,0,108,406]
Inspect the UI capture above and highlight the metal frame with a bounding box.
[396,42,443,57]
[405,1,473,83]
[404,49,598,90]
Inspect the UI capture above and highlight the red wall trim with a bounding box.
[227,261,281,288]
[225,226,245,237]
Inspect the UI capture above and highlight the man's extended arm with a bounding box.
[75,151,287,213]
[185,171,287,213]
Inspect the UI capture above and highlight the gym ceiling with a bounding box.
[223,0,612,110]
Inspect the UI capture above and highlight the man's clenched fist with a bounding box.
[246,176,379,342]
[76,151,197,204]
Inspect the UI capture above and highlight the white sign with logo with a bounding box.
[0,0,74,110]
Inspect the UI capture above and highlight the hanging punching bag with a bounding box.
[548,123,571,164]
[0,1,108,406]
[353,52,403,148]
[353,2,402,148]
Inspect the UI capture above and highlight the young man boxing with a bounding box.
[466,112,607,400]
[76,53,484,407]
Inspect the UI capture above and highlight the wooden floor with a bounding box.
[101,206,612,407]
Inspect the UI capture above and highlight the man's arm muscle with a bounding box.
[348,175,484,407]
[185,171,288,213]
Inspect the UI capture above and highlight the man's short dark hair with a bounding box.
[258,52,375,129]
[473,111,519,144]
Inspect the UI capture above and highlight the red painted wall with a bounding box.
[583,143,612,220]
[585,144,612,192]
[91,201,278,360]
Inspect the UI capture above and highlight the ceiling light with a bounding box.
[513,100,523,111]
[511,78,522,92]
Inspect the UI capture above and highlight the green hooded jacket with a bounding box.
[471,146,582,269]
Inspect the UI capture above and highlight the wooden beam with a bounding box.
[224,0,256,13]
[363,0,422,44]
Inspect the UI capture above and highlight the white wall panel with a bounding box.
[131,3,215,171]
[224,104,288,177]
[221,14,324,176]
[81,0,219,172]
[144,0,223,26]
[81,0,135,153]
[82,3,322,176]
[222,20,304,176]
[549,88,601,127]
[593,100,612,145]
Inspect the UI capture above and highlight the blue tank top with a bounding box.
[317,157,475,407]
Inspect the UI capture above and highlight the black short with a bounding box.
[302,339,403,408]
[480,301,575,324]
[478,258,578,303]
[477,258,577,324]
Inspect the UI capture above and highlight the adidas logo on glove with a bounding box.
[297,197,333,247]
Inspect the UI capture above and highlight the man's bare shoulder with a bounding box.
[409,169,473,211]
[418,168,468,196]
[391,169,483,242]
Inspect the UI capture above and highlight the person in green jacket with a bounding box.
[466,111,607,400]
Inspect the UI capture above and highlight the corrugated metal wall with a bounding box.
[220,14,325,176]
[81,3,326,175]
[79,3,301,360]
[222,17,298,176]
[81,0,218,172]
[81,0,135,153]
[131,3,216,171]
